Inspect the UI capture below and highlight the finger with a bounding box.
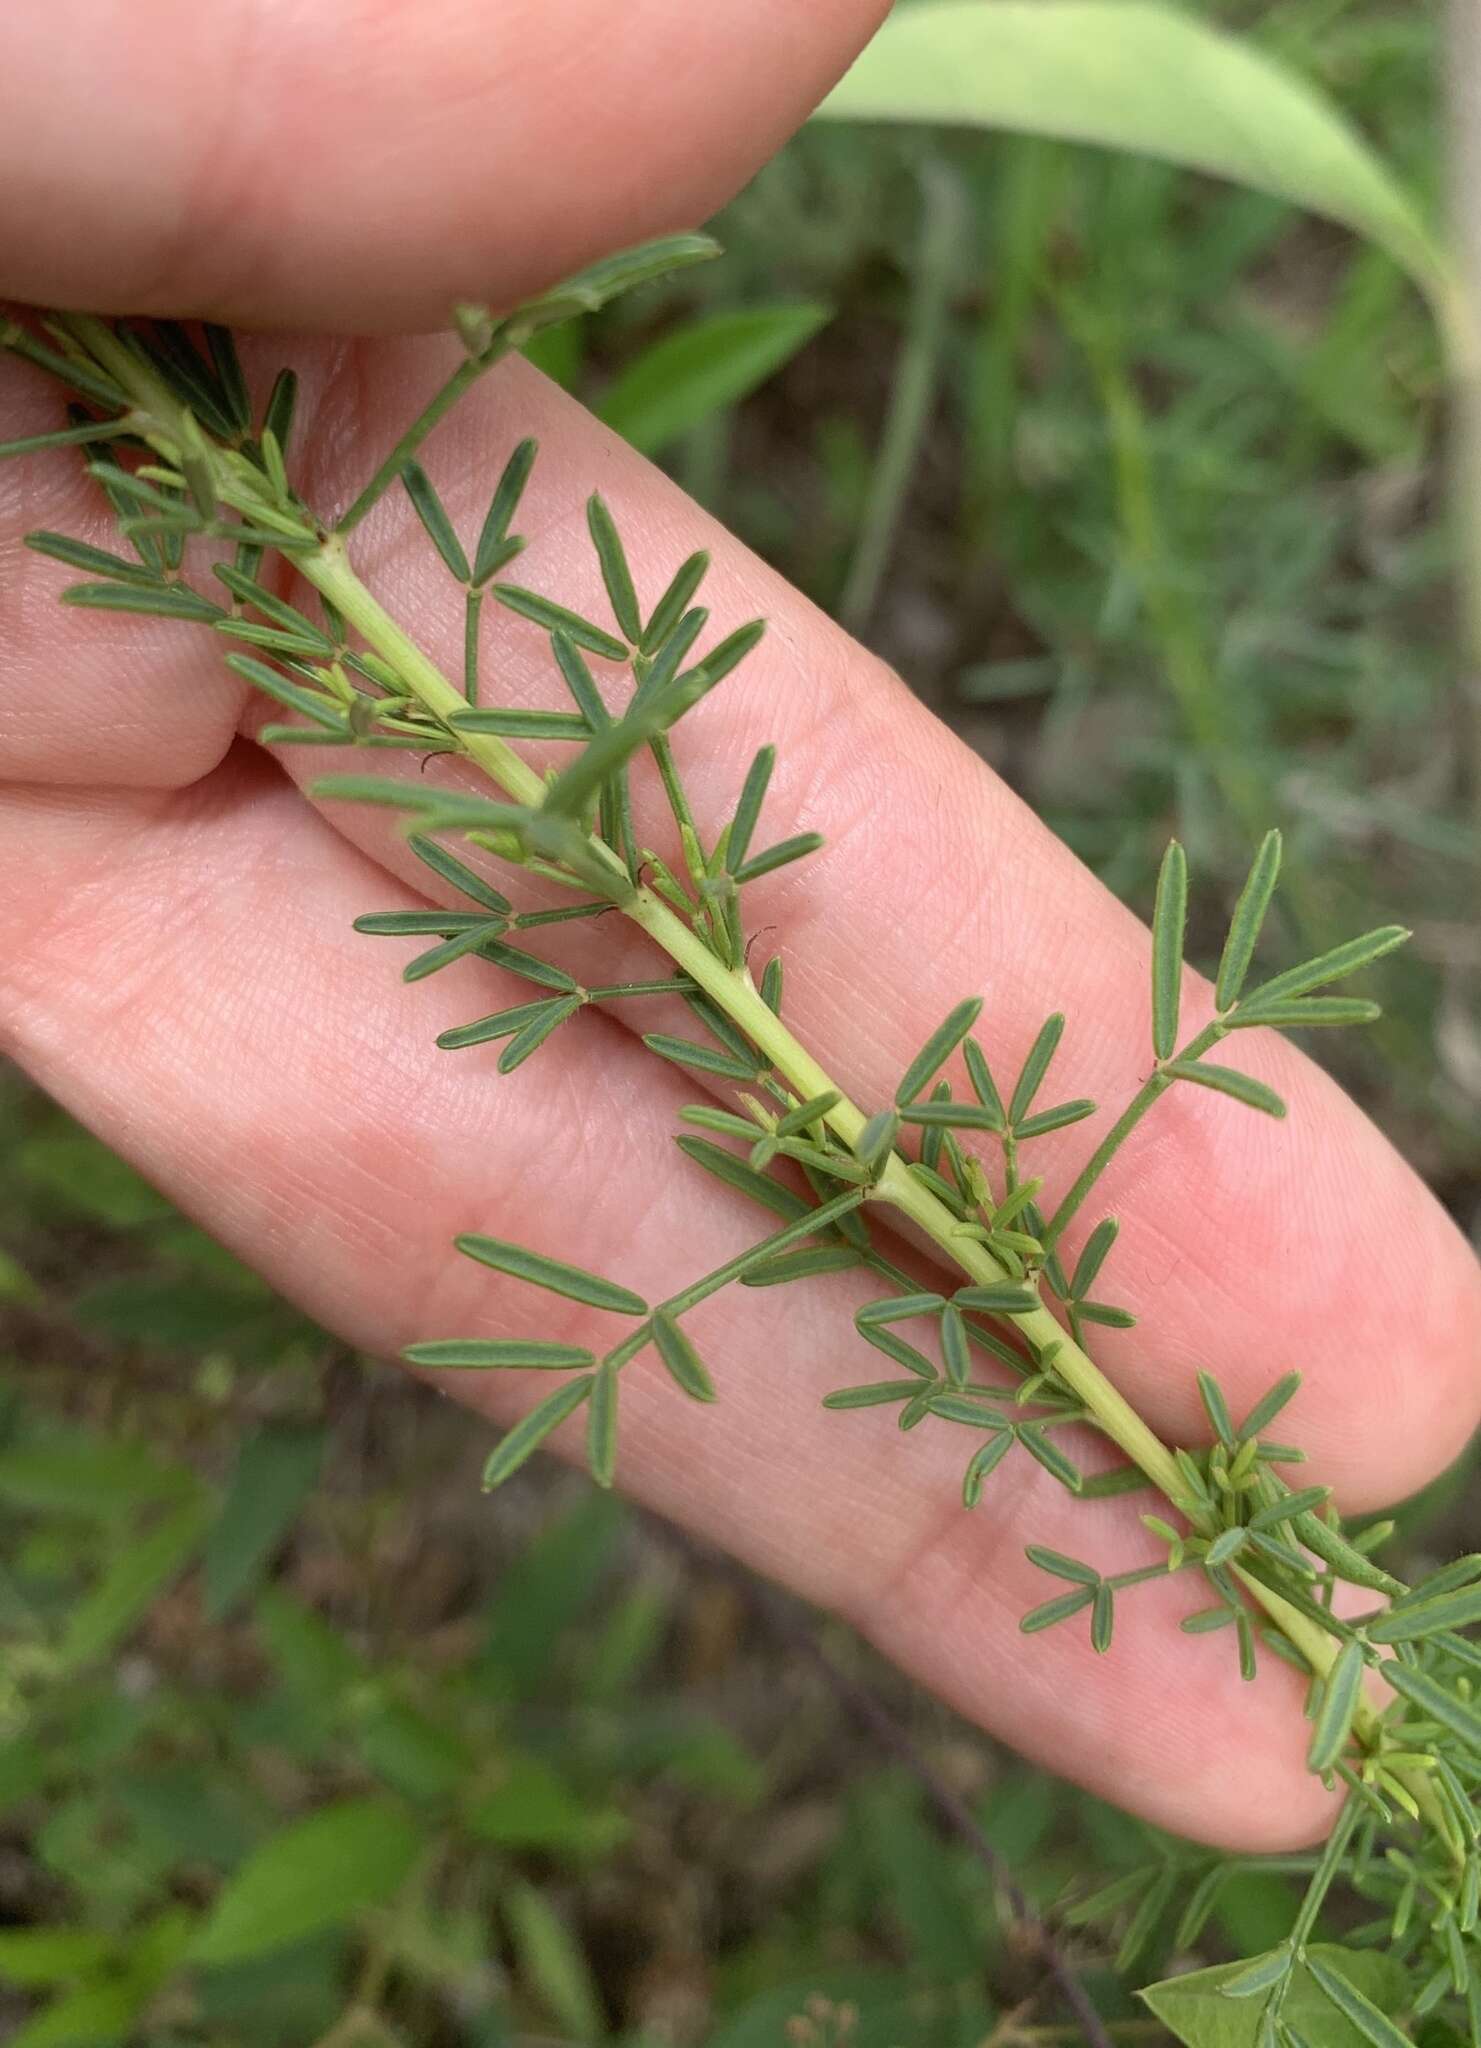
[6,321,1474,1508]
[0,757,1336,1850]
[0,346,249,787]
[256,341,1481,1512]
[0,0,887,328]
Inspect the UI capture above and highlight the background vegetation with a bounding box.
[2,0,1477,2041]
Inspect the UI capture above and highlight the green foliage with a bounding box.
[1142,1946,1410,2048]
[193,1799,426,1965]
[597,302,833,455]
[3,2,1479,2039]
[816,2,1450,311]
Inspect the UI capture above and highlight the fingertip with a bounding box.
[0,0,890,328]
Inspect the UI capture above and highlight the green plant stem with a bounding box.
[335,340,515,536]
[298,535,1425,1771]
[292,530,1178,1478]
[77,323,1407,1794]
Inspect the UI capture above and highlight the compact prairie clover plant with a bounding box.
[4,234,1479,2046]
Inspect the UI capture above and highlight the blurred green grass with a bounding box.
[3,0,1479,2039]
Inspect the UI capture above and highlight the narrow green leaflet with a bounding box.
[403,918,510,982]
[1240,1371,1303,1439]
[215,563,337,648]
[499,994,582,1072]
[63,581,223,623]
[1383,1663,1481,1754]
[1307,1638,1364,1773]
[408,832,511,913]
[587,1360,619,1487]
[652,1313,717,1401]
[1240,927,1408,1010]
[645,1033,759,1081]
[262,365,297,451]
[539,626,760,823]
[895,996,983,1106]
[476,939,580,994]
[551,629,612,730]
[954,1283,1038,1314]
[854,1110,901,1175]
[455,1235,647,1315]
[482,1377,596,1490]
[1366,1584,1481,1643]
[360,917,495,937]
[1021,1586,1095,1633]
[963,1039,1006,1127]
[733,833,824,885]
[1165,1060,1287,1119]
[26,530,162,585]
[1019,1424,1081,1493]
[0,418,127,458]
[727,746,775,873]
[586,494,641,641]
[438,998,570,1051]
[963,1431,1014,1505]
[510,230,720,328]
[741,1244,863,1286]
[1217,829,1282,1011]
[1231,997,1382,1032]
[221,653,346,732]
[1077,1299,1135,1328]
[899,1100,1002,1130]
[641,550,709,654]
[1248,1486,1330,1531]
[1026,1545,1100,1586]
[204,322,251,431]
[403,1339,594,1370]
[858,1323,936,1379]
[451,707,592,739]
[473,438,536,585]
[857,1293,946,1325]
[1008,1014,1064,1125]
[1305,1955,1413,2048]
[1071,1218,1119,1300]
[492,583,628,661]
[775,1089,842,1138]
[824,1380,924,1410]
[674,1136,810,1223]
[402,461,471,581]
[1151,839,1188,1061]
[1197,1371,1235,1447]
[1015,1097,1096,1140]
[940,1303,970,1388]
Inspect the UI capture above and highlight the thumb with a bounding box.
[1,0,887,330]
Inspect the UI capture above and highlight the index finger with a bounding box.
[0,0,887,328]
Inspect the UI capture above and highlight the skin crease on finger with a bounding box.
[0,333,1477,1846]
[0,0,890,327]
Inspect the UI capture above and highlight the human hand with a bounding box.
[3,0,1478,1853]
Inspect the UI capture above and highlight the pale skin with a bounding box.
[2,0,1479,1853]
